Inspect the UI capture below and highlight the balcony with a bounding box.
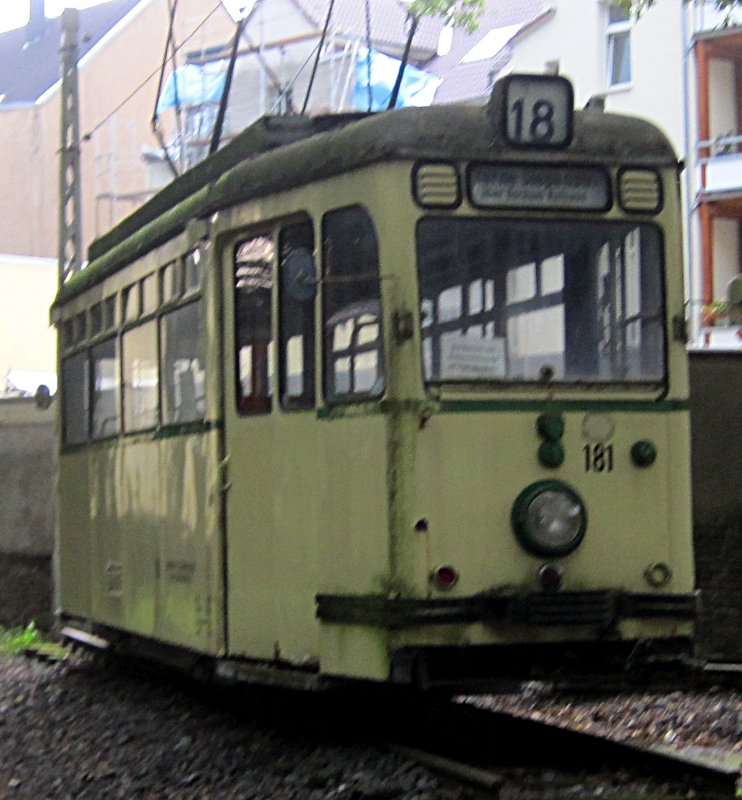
[700,135,742,195]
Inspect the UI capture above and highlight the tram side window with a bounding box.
[279,221,315,410]
[142,274,158,316]
[322,206,384,401]
[90,303,103,336]
[161,301,205,424]
[123,321,159,431]
[91,338,120,439]
[235,236,274,415]
[185,249,203,294]
[61,352,89,445]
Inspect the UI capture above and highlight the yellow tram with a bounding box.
[54,74,696,688]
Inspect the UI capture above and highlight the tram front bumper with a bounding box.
[315,589,698,629]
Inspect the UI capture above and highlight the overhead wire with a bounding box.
[301,0,336,114]
[167,0,184,150]
[209,14,247,154]
[240,28,287,103]
[364,0,372,111]
[267,40,320,114]
[151,0,182,177]
[83,1,223,142]
[387,12,418,109]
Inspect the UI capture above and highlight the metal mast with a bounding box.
[58,8,83,287]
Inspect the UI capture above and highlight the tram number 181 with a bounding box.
[583,443,614,473]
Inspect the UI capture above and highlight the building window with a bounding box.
[607,3,632,87]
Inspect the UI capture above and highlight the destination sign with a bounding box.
[469,164,610,211]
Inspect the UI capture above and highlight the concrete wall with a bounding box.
[0,397,56,629]
[0,255,57,382]
[690,351,742,659]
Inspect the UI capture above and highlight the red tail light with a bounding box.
[430,565,459,590]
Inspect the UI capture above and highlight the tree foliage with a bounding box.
[407,0,485,33]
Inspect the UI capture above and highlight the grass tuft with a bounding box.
[0,621,42,654]
[0,622,68,661]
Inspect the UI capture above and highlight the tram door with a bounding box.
[223,222,321,662]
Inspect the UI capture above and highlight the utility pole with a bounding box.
[58,8,83,287]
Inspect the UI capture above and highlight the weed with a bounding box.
[0,621,41,655]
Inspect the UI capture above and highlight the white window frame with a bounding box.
[606,3,632,88]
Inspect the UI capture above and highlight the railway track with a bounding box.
[341,689,742,799]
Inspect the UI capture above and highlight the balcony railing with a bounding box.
[698,133,742,194]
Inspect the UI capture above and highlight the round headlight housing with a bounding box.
[511,480,587,557]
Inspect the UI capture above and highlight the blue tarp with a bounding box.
[351,48,442,111]
[157,62,227,113]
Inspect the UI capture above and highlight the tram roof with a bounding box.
[55,102,677,307]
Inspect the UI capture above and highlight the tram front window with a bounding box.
[416,218,665,386]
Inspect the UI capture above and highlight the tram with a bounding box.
[54,74,696,689]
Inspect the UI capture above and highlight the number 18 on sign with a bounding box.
[503,75,574,148]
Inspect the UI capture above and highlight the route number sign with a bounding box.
[503,75,574,148]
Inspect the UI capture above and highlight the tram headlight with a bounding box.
[511,480,587,558]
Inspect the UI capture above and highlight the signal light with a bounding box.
[430,565,459,590]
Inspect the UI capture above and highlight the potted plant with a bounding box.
[702,300,730,327]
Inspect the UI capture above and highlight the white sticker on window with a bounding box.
[441,335,506,379]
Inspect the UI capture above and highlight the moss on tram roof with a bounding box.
[55,103,677,308]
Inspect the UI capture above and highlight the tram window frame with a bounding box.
[416,216,667,388]
[61,318,75,350]
[141,273,158,316]
[104,295,117,331]
[90,302,103,337]
[278,219,316,411]
[234,234,275,416]
[75,311,87,343]
[59,245,210,443]
[123,283,141,323]
[184,248,203,294]
[160,299,206,425]
[61,350,89,445]
[322,205,385,403]
[160,261,181,305]
[91,337,121,440]
[122,320,159,432]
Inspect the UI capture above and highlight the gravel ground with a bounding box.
[472,681,742,753]
[0,653,454,800]
[1,652,741,800]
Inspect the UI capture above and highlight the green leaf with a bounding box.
[407,0,485,33]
